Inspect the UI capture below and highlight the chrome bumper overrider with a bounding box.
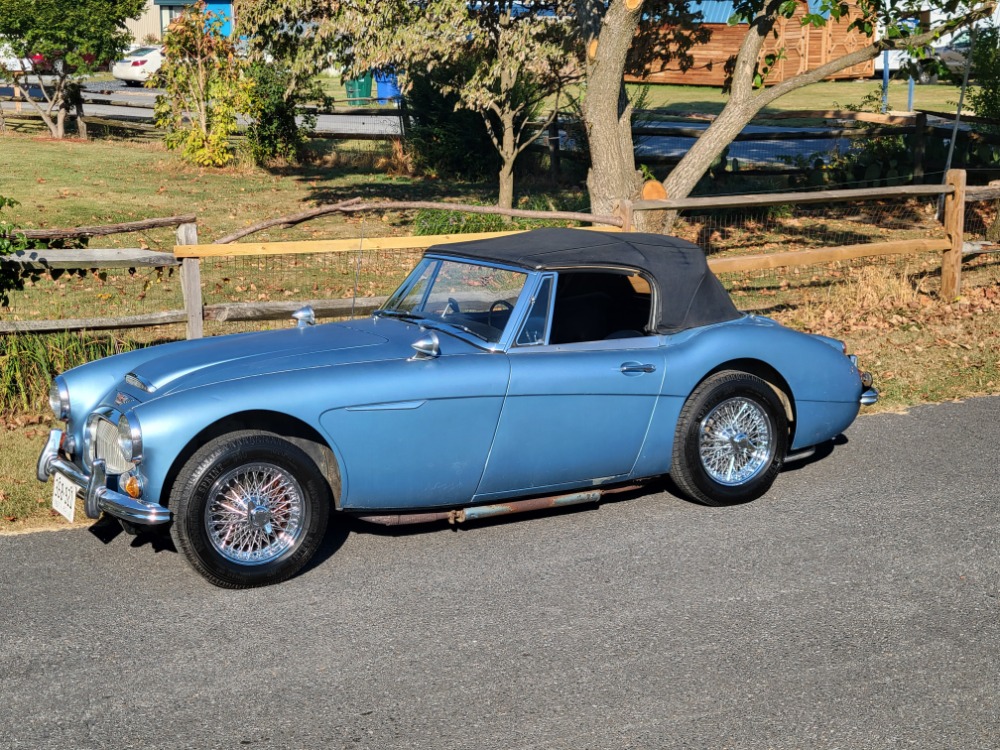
[860,388,879,406]
[37,429,171,526]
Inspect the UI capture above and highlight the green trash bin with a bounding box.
[345,72,373,106]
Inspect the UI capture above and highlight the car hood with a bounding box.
[129,321,401,396]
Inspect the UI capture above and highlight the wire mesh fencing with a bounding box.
[1,263,183,327]
[199,247,424,336]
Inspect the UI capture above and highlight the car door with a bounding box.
[475,274,665,498]
[320,347,510,511]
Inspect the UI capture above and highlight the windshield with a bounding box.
[379,257,527,344]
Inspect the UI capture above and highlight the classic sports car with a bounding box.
[38,228,877,588]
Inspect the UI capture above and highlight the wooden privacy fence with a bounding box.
[1,169,995,339]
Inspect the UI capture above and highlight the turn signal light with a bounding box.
[123,474,142,499]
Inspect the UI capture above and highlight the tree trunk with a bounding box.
[497,108,518,212]
[581,1,646,227]
[55,108,65,139]
[662,100,758,204]
[498,158,515,212]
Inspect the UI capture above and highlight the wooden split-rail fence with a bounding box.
[1,169,994,339]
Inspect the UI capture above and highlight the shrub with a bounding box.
[404,61,500,180]
[967,24,1000,130]
[152,3,251,167]
[244,63,325,165]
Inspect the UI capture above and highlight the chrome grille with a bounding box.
[92,418,132,474]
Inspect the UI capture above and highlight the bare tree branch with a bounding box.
[213,200,623,244]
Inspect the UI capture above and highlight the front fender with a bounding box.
[129,366,345,505]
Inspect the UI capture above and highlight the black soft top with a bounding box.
[431,227,741,334]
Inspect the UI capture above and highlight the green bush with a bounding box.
[244,63,325,164]
[404,62,500,180]
[413,193,590,235]
[968,24,1000,131]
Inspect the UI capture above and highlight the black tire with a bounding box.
[170,431,331,588]
[917,68,938,85]
[671,371,788,506]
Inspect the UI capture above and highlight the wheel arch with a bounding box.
[700,359,796,445]
[161,410,343,511]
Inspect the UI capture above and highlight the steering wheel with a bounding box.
[488,299,514,328]
[442,297,461,317]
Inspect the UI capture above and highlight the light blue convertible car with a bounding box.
[38,229,877,587]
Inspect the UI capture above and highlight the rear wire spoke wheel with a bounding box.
[171,431,331,588]
[671,371,788,506]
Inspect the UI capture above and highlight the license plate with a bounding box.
[52,472,78,523]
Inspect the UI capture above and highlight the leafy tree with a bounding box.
[0,0,145,138]
[238,1,576,209]
[575,0,995,227]
[664,0,993,223]
[152,3,252,167]
[236,0,995,224]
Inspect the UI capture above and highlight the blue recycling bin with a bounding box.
[374,70,401,106]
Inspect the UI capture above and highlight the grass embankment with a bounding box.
[631,79,969,116]
[1,95,998,529]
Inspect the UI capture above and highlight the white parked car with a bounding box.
[111,46,163,86]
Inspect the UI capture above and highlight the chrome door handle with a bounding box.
[620,362,656,374]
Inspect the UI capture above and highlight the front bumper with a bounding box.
[37,430,171,526]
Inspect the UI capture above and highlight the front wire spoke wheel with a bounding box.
[205,462,306,566]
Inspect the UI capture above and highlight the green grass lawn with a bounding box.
[0,136,499,248]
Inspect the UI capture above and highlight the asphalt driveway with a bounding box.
[1,397,997,749]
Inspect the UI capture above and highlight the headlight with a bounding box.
[49,377,70,420]
[117,413,142,464]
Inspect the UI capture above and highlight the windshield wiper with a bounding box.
[373,309,424,322]
[417,318,490,343]
[374,309,490,343]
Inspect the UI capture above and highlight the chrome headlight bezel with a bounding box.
[49,376,70,421]
[117,412,143,465]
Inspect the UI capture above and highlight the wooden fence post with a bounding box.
[176,222,204,339]
[911,112,927,184]
[612,199,634,232]
[941,169,966,300]
[13,72,22,114]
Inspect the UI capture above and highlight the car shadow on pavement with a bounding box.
[781,434,848,474]
[88,515,177,553]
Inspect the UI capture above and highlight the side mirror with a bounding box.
[292,305,316,328]
[409,331,440,361]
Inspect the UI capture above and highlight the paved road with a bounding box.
[1,397,998,749]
